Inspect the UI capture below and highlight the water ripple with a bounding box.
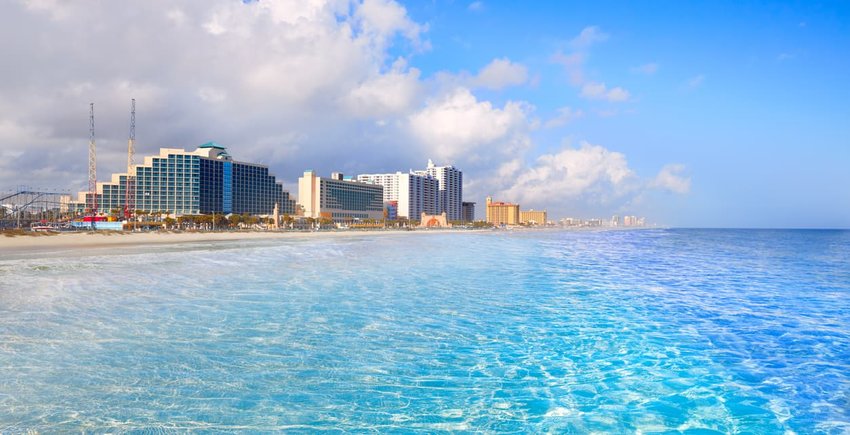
[0,229,848,432]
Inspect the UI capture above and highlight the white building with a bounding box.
[357,172,438,220]
[415,159,463,221]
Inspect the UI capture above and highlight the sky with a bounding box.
[0,0,848,228]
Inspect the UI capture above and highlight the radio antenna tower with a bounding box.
[88,102,97,229]
[124,98,136,220]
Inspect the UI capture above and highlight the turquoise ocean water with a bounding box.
[1,229,849,433]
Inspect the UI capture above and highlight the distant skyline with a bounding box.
[0,0,847,228]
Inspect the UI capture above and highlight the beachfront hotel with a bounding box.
[485,196,520,225]
[297,170,384,221]
[64,143,295,216]
[356,171,438,220]
[414,160,463,221]
[520,209,547,226]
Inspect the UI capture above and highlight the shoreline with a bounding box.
[0,226,663,260]
[0,229,481,259]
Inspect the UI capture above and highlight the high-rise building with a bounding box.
[356,171,438,219]
[415,159,462,221]
[520,209,547,225]
[485,196,520,225]
[67,143,294,216]
[298,170,384,221]
[461,201,476,222]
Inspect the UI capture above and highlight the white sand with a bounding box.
[0,230,440,257]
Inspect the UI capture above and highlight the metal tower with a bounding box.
[124,98,136,219]
[88,102,97,228]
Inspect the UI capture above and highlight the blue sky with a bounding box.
[0,0,847,227]
[399,1,850,227]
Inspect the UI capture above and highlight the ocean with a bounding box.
[1,229,848,433]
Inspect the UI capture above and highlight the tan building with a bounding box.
[520,209,547,225]
[485,196,520,225]
[298,170,384,221]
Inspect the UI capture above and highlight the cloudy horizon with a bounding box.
[1,0,848,227]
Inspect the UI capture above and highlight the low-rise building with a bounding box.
[520,209,547,226]
[418,212,452,228]
[298,170,384,221]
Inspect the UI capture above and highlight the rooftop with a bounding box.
[199,142,226,150]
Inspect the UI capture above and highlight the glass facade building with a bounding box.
[68,143,295,217]
[298,171,384,221]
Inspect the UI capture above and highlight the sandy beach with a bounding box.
[0,230,446,258]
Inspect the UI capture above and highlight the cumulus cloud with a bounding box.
[355,0,427,49]
[471,58,528,90]
[408,87,531,163]
[499,142,638,206]
[0,0,430,189]
[544,107,583,128]
[580,82,630,102]
[435,57,529,91]
[494,143,690,212]
[342,60,423,118]
[652,164,691,194]
[0,1,686,220]
[570,26,608,49]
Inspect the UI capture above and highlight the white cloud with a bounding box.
[165,8,187,26]
[203,13,228,35]
[493,143,690,213]
[570,26,608,49]
[605,87,630,102]
[0,1,686,220]
[777,53,794,61]
[686,74,705,89]
[500,142,638,206]
[198,87,227,104]
[544,107,583,128]
[408,87,530,163]
[468,1,484,12]
[431,57,529,92]
[580,82,630,102]
[342,63,422,117]
[551,26,630,103]
[631,62,658,75]
[472,58,528,90]
[355,0,426,49]
[23,0,72,21]
[550,51,586,86]
[0,0,434,189]
[652,164,691,194]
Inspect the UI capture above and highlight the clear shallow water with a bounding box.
[1,229,849,433]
